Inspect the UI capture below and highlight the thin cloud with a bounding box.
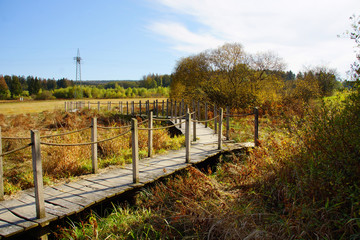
[149,0,359,75]
[148,21,223,53]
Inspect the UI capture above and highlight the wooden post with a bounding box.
[162,100,165,116]
[127,101,129,115]
[166,99,169,118]
[214,104,217,134]
[226,106,230,141]
[120,102,123,114]
[254,107,259,147]
[91,118,98,174]
[97,101,100,112]
[185,108,191,163]
[218,108,223,150]
[0,127,3,200]
[139,100,142,116]
[170,100,173,120]
[193,112,197,142]
[181,99,185,118]
[64,102,67,112]
[108,101,111,111]
[31,130,46,219]
[174,101,177,123]
[197,101,201,124]
[148,111,153,158]
[119,102,121,113]
[156,100,159,118]
[179,100,182,128]
[205,102,208,128]
[132,101,135,115]
[131,118,139,183]
[153,100,156,115]
[70,102,73,112]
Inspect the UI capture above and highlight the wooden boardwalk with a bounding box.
[0,121,251,239]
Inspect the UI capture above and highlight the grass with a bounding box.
[57,89,360,239]
[0,108,184,196]
[0,97,167,115]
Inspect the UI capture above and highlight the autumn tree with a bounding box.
[170,43,286,109]
[170,52,210,101]
[0,75,9,99]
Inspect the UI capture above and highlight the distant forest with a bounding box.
[0,73,172,100]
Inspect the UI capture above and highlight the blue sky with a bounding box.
[0,0,359,81]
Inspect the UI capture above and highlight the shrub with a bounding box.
[34,90,55,100]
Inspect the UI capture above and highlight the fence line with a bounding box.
[1,99,259,220]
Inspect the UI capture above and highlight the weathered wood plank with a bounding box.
[18,193,67,217]
[0,199,57,226]
[0,120,231,238]
[0,207,36,230]
[0,219,24,238]
[64,182,107,203]
[43,187,94,209]
[26,188,83,216]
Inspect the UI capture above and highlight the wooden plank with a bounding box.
[0,121,225,238]
[0,219,24,238]
[87,174,133,190]
[75,179,139,199]
[0,199,56,227]
[26,188,82,216]
[0,207,36,230]
[18,193,67,218]
[66,180,122,202]
[43,187,94,209]
[64,182,107,203]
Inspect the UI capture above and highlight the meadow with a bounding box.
[0,98,167,115]
[57,88,360,239]
[0,98,182,197]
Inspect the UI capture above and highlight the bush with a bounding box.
[34,90,55,100]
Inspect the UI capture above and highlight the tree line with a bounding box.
[170,43,342,111]
[0,74,172,100]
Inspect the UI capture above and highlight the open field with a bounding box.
[0,98,167,115]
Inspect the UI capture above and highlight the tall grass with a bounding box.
[58,88,360,239]
[0,109,184,195]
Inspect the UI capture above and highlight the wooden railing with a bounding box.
[0,100,259,220]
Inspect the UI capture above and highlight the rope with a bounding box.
[98,125,131,130]
[0,143,32,157]
[2,136,30,140]
[192,115,219,123]
[153,118,170,121]
[226,113,254,117]
[40,129,131,147]
[2,126,92,140]
[41,126,92,138]
[138,121,182,131]
[171,114,187,120]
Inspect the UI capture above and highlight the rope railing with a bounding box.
[138,121,183,131]
[40,129,131,147]
[225,113,254,117]
[97,125,131,130]
[153,118,170,121]
[41,126,92,138]
[2,126,92,140]
[0,143,32,157]
[191,115,219,123]
[0,101,260,217]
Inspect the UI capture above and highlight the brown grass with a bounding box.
[1,108,183,196]
[0,97,167,115]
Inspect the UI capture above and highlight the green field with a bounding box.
[0,98,167,115]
